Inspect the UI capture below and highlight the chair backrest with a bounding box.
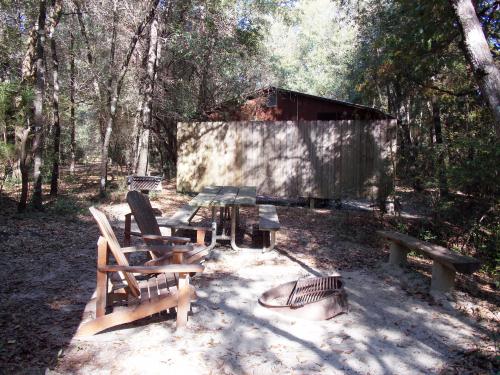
[89,206,140,296]
[126,190,163,246]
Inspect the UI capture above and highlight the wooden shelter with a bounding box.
[208,86,393,121]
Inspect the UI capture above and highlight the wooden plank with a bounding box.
[201,185,222,194]
[139,279,150,304]
[188,186,222,207]
[148,276,159,304]
[235,186,257,206]
[210,185,238,207]
[259,205,280,230]
[157,204,199,226]
[377,231,481,274]
[176,120,396,200]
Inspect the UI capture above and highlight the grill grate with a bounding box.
[287,276,342,308]
[259,275,348,320]
[127,175,163,192]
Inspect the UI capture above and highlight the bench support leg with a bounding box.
[262,230,276,253]
[431,263,455,293]
[196,230,206,245]
[388,242,408,267]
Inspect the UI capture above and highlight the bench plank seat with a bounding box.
[259,205,281,231]
[378,230,480,274]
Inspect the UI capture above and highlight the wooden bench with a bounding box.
[259,205,280,252]
[377,230,481,293]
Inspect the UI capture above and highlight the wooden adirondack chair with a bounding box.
[125,190,214,265]
[75,207,204,337]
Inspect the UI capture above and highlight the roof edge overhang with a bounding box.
[248,86,395,119]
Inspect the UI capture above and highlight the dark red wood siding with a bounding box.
[209,90,391,121]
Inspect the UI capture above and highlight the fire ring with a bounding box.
[258,275,349,320]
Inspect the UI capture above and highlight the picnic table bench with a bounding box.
[378,230,481,293]
[259,204,280,252]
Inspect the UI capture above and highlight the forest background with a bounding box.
[0,0,498,276]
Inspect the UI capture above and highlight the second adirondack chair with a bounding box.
[125,190,214,264]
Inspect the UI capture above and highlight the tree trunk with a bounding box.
[69,31,76,175]
[100,0,119,196]
[99,0,160,195]
[73,0,106,139]
[131,98,144,173]
[432,97,448,197]
[49,36,60,196]
[450,0,500,136]
[136,18,159,175]
[17,127,30,212]
[31,0,48,210]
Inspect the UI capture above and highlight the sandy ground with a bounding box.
[1,177,497,374]
[50,205,494,375]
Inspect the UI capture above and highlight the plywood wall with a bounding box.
[177,120,397,199]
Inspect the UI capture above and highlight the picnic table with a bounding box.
[188,185,256,250]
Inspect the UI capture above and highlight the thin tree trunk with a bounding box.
[432,97,448,196]
[450,0,500,136]
[131,98,144,173]
[100,0,119,196]
[49,36,60,196]
[31,0,48,210]
[136,18,159,175]
[69,31,76,174]
[17,127,30,212]
[73,0,109,141]
[99,0,160,195]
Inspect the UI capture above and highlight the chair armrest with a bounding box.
[99,264,204,274]
[142,234,191,244]
[121,244,193,254]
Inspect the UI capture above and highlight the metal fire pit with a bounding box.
[258,275,348,320]
[127,175,162,193]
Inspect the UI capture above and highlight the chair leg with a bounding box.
[176,274,190,328]
[96,237,109,317]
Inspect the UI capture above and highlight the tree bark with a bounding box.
[136,18,160,175]
[432,96,448,196]
[31,0,48,210]
[49,37,60,196]
[450,0,500,136]
[17,126,30,212]
[99,0,160,196]
[69,31,76,175]
[99,0,119,196]
[73,0,108,141]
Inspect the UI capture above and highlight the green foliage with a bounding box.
[447,134,500,197]
[263,0,357,98]
[46,196,87,216]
